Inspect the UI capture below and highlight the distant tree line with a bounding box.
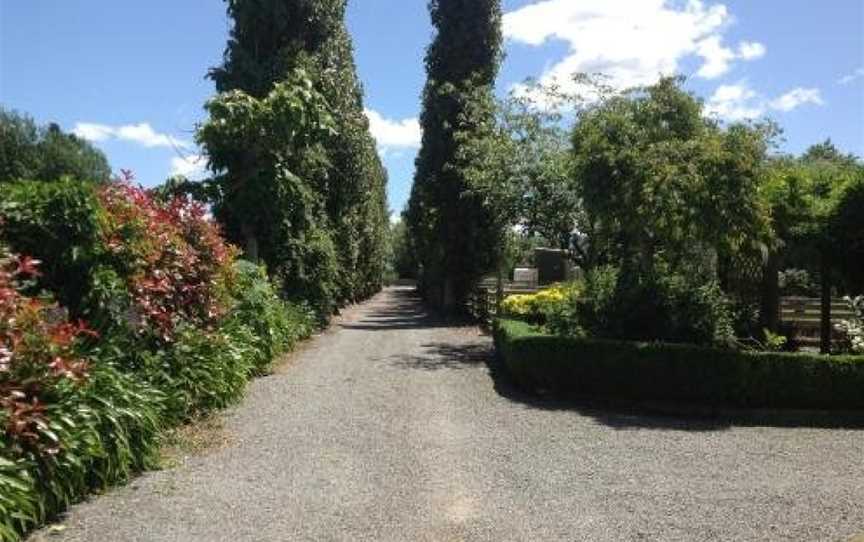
[0,108,111,183]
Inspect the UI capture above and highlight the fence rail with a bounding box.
[779,296,855,346]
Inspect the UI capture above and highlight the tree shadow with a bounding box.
[400,339,864,431]
[340,287,474,331]
[385,341,490,371]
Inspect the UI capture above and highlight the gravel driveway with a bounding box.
[31,287,864,541]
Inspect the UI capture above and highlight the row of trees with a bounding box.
[1,0,391,317]
[189,0,390,315]
[404,2,863,332]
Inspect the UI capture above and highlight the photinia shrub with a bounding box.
[96,175,238,341]
[0,245,93,457]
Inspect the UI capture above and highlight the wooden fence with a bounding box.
[468,277,539,326]
[779,296,855,347]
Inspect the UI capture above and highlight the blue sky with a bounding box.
[1,1,862,215]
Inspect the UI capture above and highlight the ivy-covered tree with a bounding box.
[406,0,504,312]
[0,108,111,183]
[198,72,340,317]
[208,0,388,305]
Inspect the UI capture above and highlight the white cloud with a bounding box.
[706,82,824,121]
[737,41,766,60]
[169,154,207,179]
[705,83,765,121]
[73,122,189,149]
[364,109,422,150]
[768,87,824,112]
[72,123,115,142]
[838,67,864,85]
[503,0,766,95]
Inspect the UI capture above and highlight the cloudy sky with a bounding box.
[1,0,862,214]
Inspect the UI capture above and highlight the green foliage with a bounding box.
[225,260,315,372]
[778,268,818,296]
[388,220,417,280]
[836,296,864,354]
[198,73,341,316]
[406,0,504,312]
[573,77,774,271]
[1,358,162,540]
[208,0,389,308]
[761,153,862,288]
[761,329,789,352]
[0,108,111,184]
[829,173,864,293]
[0,177,317,539]
[0,179,104,315]
[494,318,864,409]
[573,263,735,347]
[456,82,583,254]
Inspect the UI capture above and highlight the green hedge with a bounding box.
[494,318,864,410]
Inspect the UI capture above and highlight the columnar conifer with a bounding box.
[406,0,504,311]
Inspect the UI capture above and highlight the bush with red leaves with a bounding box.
[97,177,238,341]
[0,247,94,456]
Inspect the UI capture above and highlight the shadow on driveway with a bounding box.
[393,337,864,432]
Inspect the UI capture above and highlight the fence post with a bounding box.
[820,251,832,354]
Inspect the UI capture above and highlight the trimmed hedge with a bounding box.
[494,318,864,410]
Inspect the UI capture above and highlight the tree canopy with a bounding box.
[0,108,111,183]
[572,77,774,275]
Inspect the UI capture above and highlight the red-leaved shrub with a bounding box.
[0,247,93,455]
[97,177,238,340]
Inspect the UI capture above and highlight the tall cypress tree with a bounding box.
[406,0,504,311]
[209,0,388,304]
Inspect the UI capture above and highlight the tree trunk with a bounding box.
[820,251,832,355]
[759,251,780,334]
[241,222,259,263]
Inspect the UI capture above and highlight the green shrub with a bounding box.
[574,264,734,347]
[225,260,315,373]
[0,181,320,539]
[494,318,864,410]
[1,363,162,539]
[0,179,103,315]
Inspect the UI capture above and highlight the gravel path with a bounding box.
[31,287,864,541]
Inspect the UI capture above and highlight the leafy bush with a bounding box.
[494,318,864,410]
[778,268,818,297]
[96,180,237,340]
[573,264,734,347]
[0,245,162,539]
[0,179,104,315]
[836,295,864,354]
[0,178,320,539]
[225,261,315,373]
[1,362,162,540]
[501,283,579,325]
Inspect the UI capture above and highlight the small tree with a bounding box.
[455,82,583,255]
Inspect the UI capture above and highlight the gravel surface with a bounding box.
[31,287,864,541]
